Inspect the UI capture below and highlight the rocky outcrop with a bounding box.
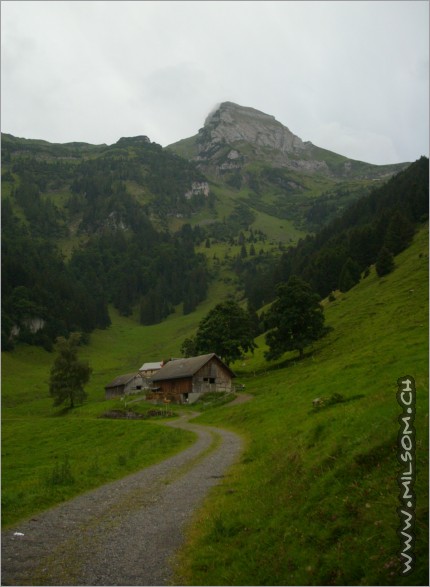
[185,181,210,200]
[192,102,324,174]
[10,317,46,340]
[169,102,410,180]
[201,102,307,155]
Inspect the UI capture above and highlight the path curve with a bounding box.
[1,413,244,586]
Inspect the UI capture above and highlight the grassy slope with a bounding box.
[1,224,428,582]
[1,276,235,528]
[174,225,429,586]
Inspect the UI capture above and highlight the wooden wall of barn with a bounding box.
[193,359,233,393]
[157,377,193,396]
[105,386,124,400]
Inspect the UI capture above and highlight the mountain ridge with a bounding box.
[169,101,410,179]
[1,103,426,350]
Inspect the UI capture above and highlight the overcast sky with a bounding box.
[1,1,428,165]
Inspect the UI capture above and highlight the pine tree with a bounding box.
[339,258,361,292]
[376,247,395,277]
[384,210,415,255]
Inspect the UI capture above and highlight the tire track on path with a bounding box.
[1,413,244,586]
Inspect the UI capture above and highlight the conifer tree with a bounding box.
[376,247,395,277]
[384,210,415,255]
[339,258,361,292]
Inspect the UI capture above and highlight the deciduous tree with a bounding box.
[188,300,257,365]
[49,333,92,409]
[265,277,325,361]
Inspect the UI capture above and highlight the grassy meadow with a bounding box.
[1,224,428,585]
[174,225,429,586]
[1,273,236,528]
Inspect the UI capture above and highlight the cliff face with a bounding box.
[195,102,316,169]
[182,102,335,175]
[201,102,306,154]
[168,102,410,180]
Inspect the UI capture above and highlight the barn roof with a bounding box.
[105,373,141,389]
[139,361,163,372]
[151,353,235,382]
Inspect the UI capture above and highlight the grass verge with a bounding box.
[1,416,195,528]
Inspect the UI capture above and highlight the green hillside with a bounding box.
[2,223,428,583]
[1,115,427,585]
[1,276,236,527]
[174,224,429,586]
[1,127,416,353]
[168,102,410,234]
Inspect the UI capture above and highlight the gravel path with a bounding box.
[1,413,244,586]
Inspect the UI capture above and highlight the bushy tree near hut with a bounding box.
[49,333,92,409]
[183,300,256,366]
[180,337,197,358]
[265,276,325,360]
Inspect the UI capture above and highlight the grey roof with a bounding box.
[139,362,163,372]
[105,373,141,389]
[151,353,235,382]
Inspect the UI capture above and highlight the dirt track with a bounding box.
[1,413,244,586]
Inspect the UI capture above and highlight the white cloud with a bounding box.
[312,121,400,165]
[1,0,428,164]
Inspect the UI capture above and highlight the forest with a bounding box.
[1,134,210,350]
[1,129,428,352]
[236,156,429,308]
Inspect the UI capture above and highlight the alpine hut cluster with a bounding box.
[104,353,235,404]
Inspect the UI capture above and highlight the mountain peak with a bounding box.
[200,101,306,156]
[204,101,276,124]
[169,103,410,180]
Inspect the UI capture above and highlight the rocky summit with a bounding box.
[170,102,409,179]
[194,101,328,173]
[201,102,307,155]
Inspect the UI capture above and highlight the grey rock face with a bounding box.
[169,102,408,181]
[203,102,306,154]
[195,102,320,173]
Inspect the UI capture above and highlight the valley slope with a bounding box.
[169,101,410,232]
[1,104,428,585]
[175,224,429,586]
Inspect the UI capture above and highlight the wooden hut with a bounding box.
[105,373,144,400]
[150,353,235,404]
